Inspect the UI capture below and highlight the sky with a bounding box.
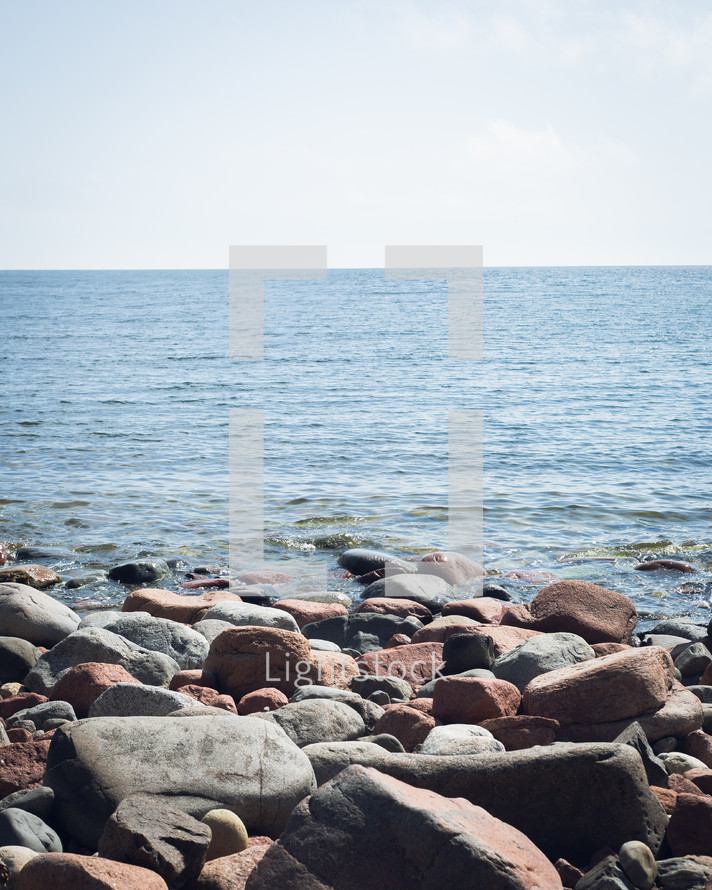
[1,0,711,268]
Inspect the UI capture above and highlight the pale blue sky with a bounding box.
[1,0,711,268]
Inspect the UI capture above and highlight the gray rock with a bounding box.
[89,683,198,718]
[23,627,180,695]
[417,668,495,698]
[689,685,712,704]
[619,840,657,890]
[614,722,669,787]
[302,613,423,654]
[0,724,8,744]
[108,559,170,584]
[65,571,107,589]
[357,734,406,753]
[295,742,668,863]
[656,856,712,890]
[308,639,341,652]
[279,591,352,607]
[351,674,414,701]
[255,698,366,747]
[419,724,504,756]
[641,634,693,649]
[201,602,300,633]
[653,736,678,755]
[192,619,233,644]
[418,551,484,586]
[8,700,76,732]
[337,548,417,577]
[577,855,636,889]
[368,690,390,706]
[82,612,209,670]
[482,582,512,601]
[0,846,39,885]
[659,751,708,774]
[492,631,595,690]
[0,808,62,854]
[16,547,72,561]
[442,633,495,673]
[648,621,709,642]
[674,642,712,677]
[361,574,452,611]
[44,714,316,848]
[0,636,41,684]
[97,794,211,889]
[289,685,383,730]
[0,583,80,646]
[247,764,564,890]
[0,787,54,820]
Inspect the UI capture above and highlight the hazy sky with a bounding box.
[1,0,711,268]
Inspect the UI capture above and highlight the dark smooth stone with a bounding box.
[635,560,695,573]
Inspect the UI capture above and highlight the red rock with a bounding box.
[418,551,485,585]
[700,662,712,685]
[371,702,436,751]
[667,793,712,856]
[650,785,677,814]
[180,684,238,712]
[0,564,62,588]
[432,676,521,724]
[501,580,638,644]
[248,837,273,847]
[355,597,433,623]
[0,692,48,721]
[398,697,433,714]
[683,730,712,768]
[385,634,411,648]
[272,598,347,629]
[668,773,706,796]
[180,578,231,589]
[0,738,51,796]
[6,728,33,743]
[555,858,584,889]
[122,587,242,624]
[685,768,712,795]
[169,670,218,691]
[442,597,506,623]
[411,617,480,644]
[238,688,289,715]
[48,662,141,718]
[356,643,444,690]
[591,642,632,657]
[234,571,291,585]
[480,715,559,751]
[14,852,169,889]
[203,627,312,699]
[185,844,271,889]
[522,646,673,725]
[304,651,360,689]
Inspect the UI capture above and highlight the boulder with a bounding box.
[202,603,300,634]
[14,853,169,889]
[255,699,365,747]
[0,566,61,589]
[246,764,562,889]
[108,559,170,585]
[500,580,637,643]
[89,683,198,718]
[370,703,436,752]
[23,628,180,695]
[185,844,271,889]
[410,615,480,645]
[0,739,51,797]
[350,674,413,701]
[361,574,451,611]
[441,597,506,623]
[337,548,417,577]
[44,714,317,848]
[419,724,504,756]
[289,686,383,730]
[193,619,234,645]
[98,794,211,889]
[302,613,424,654]
[238,688,289,715]
[355,597,433,624]
[675,643,712,677]
[0,583,79,646]
[272,599,347,629]
[0,807,62,853]
[576,855,636,889]
[432,676,521,723]
[48,662,141,718]
[418,551,485,586]
[200,809,248,860]
[356,643,444,690]
[479,715,559,751]
[667,793,712,856]
[656,856,712,889]
[122,588,243,623]
[0,846,38,886]
[492,632,595,690]
[0,636,41,684]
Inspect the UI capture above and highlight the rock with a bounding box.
[0,787,54,821]
[337,548,417,577]
[246,764,563,889]
[452,625,543,658]
[385,634,411,648]
[650,620,709,642]
[614,722,669,787]
[237,688,288,715]
[0,694,47,721]
[417,667,495,698]
[44,714,316,848]
[355,597,432,624]
[482,582,512,601]
[0,566,61,589]
[686,768,712,794]
[0,845,39,886]
[479,715,559,751]
[410,615,480,644]
[184,844,271,889]
[98,794,211,889]
[178,685,237,712]
[675,643,712,677]
[108,559,170,584]
[635,559,695,573]
[418,551,485,585]
[279,591,352,607]
[294,743,667,863]
[667,793,712,856]
[308,639,341,651]
[48,662,141,718]
[65,571,107,589]
[0,740,51,797]
[576,855,636,889]
[350,674,413,701]
[656,856,712,889]
[441,597,505,623]
[660,751,709,774]
[619,840,657,890]
[170,670,218,691]
[419,724,504,756]
[0,584,80,646]
[492,632,595,690]
[501,580,637,644]
[0,543,6,567]
[15,547,72,561]
[14,853,170,889]
[593,642,633,657]
[202,602,300,634]
[255,699,365,747]
[0,637,41,684]
[302,613,424,654]
[201,809,248,860]
[288,686,383,730]
[234,571,290,585]
[9,700,75,732]
[370,703,435,751]
[356,642,444,690]
[432,676,521,723]
[193,620,234,645]
[683,729,712,767]
[361,574,452,611]
[89,683,198,718]
[122,588,243,623]
[82,612,209,670]
[24,628,180,695]
[272,599,347,630]
[555,858,584,888]
[0,808,61,853]
[522,646,674,725]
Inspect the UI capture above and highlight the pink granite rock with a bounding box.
[433,676,521,724]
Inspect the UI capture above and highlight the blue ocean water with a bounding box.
[1,267,711,627]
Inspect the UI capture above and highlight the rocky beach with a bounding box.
[1,543,712,888]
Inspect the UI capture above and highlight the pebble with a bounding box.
[200,809,249,860]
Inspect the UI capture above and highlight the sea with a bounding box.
[1,267,711,630]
